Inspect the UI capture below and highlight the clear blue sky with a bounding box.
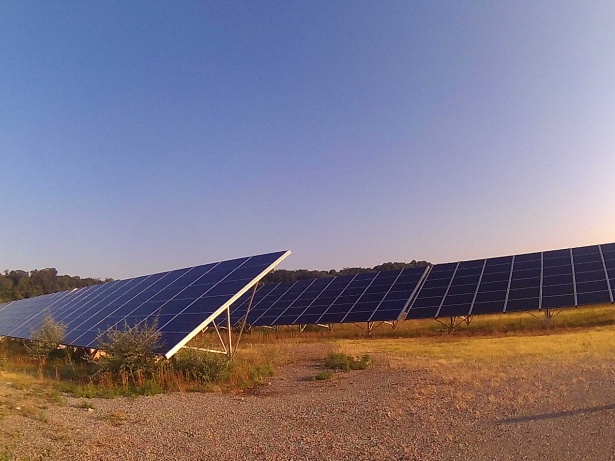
[2,1,615,279]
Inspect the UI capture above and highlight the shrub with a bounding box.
[26,315,66,367]
[170,349,230,383]
[96,318,163,385]
[312,370,334,381]
[76,400,95,410]
[324,352,373,371]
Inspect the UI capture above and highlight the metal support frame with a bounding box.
[184,283,259,359]
[434,315,473,332]
[542,308,562,327]
[570,248,578,306]
[350,321,390,335]
[366,321,376,335]
[297,323,332,333]
[527,308,562,325]
[384,320,399,330]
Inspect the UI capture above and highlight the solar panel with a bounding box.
[541,248,575,309]
[470,255,513,315]
[229,266,430,327]
[436,259,484,318]
[407,243,615,320]
[4,242,614,345]
[0,251,290,358]
[405,263,457,319]
[573,245,613,305]
[504,252,541,312]
[599,243,615,301]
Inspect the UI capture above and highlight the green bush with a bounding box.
[170,349,230,383]
[27,315,66,366]
[76,399,95,409]
[312,370,334,381]
[96,318,163,385]
[324,352,373,371]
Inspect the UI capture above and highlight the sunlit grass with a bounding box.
[0,304,613,400]
[196,304,615,348]
[218,304,615,388]
[335,325,615,365]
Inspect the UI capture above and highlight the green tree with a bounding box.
[0,274,12,302]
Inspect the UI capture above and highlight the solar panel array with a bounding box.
[406,243,615,319]
[0,242,613,355]
[227,266,430,327]
[0,251,290,358]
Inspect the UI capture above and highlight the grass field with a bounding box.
[0,303,614,399]
[192,303,615,347]
[197,304,615,387]
[2,304,615,460]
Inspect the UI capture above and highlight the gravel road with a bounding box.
[2,342,615,460]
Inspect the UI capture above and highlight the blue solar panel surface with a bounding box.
[470,255,512,315]
[228,266,430,326]
[0,251,290,358]
[406,243,615,319]
[2,242,614,345]
[402,263,456,319]
[506,252,541,312]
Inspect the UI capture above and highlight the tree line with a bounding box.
[0,268,108,303]
[263,260,431,284]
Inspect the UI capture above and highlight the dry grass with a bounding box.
[334,325,615,365]
[326,323,615,412]
[200,305,615,394]
[0,304,613,403]
[185,306,615,406]
[188,304,615,348]
[0,370,66,428]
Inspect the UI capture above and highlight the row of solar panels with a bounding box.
[0,251,291,358]
[0,243,614,358]
[226,266,429,326]
[227,243,615,327]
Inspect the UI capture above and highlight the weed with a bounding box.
[75,400,95,410]
[170,349,230,383]
[312,370,334,381]
[98,411,128,426]
[324,352,373,371]
[44,389,66,406]
[226,348,279,390]
[36,410,48,423]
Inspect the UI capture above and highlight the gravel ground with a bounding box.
[2,343,615,460]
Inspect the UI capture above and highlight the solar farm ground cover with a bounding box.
[2,313,615,460]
